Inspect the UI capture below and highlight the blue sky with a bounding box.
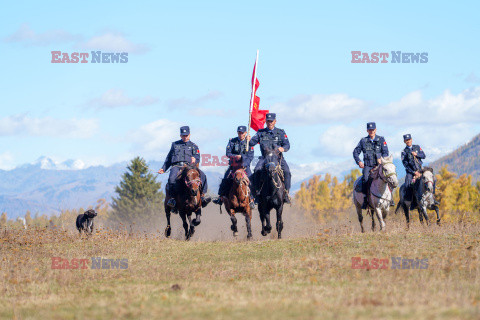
[1,1,479,177]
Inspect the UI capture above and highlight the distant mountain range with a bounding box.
[431,133,480,181]
[0,150,438,220]
[0,156,359,219]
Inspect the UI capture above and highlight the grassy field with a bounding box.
[1,208,480,319]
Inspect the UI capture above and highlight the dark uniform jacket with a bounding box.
[162,140,200,171]
[249,127,290,157]
[226,137,254,167]
[353,135,389,167]
[401,145,425,175]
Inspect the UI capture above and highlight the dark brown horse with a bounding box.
[164,164,203,240]
[222,167,253,239]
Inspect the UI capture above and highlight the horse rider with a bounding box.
[249,113,291,204]
[213,125,255,208]
[158,126,211,209]
[353,122,394,209]
[401,134,438,203]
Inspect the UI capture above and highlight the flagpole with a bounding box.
[246,50,259,152]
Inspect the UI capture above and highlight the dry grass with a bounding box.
[1,207,480,319]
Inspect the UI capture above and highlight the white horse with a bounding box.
[395,167,440,227]
[353,155,399,232]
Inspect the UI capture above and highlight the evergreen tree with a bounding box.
[110,157,164,227]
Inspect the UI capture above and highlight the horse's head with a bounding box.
[421,167,435,193]
[233,168,249,186]
[379,155,398,188]
[183,164,201,196]
[263,148,280,176]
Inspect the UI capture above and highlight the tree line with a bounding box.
[295,166,480,223]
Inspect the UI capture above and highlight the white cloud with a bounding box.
[4,23,82,46]
[129,119,224,160]
[130,119,181,156]
[377,87,480,126]
[87,89,158,109]
[316,125,359,157]
[76,31,149,54]
[0,115,98,138]
[272,94,367,125]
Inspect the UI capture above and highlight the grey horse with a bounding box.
[353,155,399,232]
[395,167,440,228]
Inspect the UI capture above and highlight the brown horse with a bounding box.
[164,164,203,240]
[222,168,253,239]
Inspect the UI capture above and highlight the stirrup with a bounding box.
[212,197,223,205]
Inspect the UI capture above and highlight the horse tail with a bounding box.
[394,200,402,215]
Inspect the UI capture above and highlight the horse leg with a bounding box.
[259,209,267,237]
[422,206,429,226]
[418,208,424,225]
[375,207,385,231]
[276,206,284,239]
[180,212,190,240]
[165,206,172,238]
[245,213,252,240]
[187,213,196,239]
[265,210,272,234]
[229,211,238,237]
[192,208,201,226]
[356,204,364,233]
[371,209,376,231]
[402,202,410,229]
[434,206,441,225]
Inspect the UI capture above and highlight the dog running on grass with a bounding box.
[76,209,97,234]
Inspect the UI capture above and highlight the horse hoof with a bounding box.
[165,226,171,238]
[247,234,253,240]
[278,234,282,239]
[233,231,238,237]
[192,219,201,227]
[261,230,267,236]
[265,225,272,233]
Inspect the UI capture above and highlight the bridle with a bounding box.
[379,161,397,188]
[185,170,201,191]
[369,161,397,202]
[233,169,250,198]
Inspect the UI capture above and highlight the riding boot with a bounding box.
[361,180,368,210]
[213,178,227,205]
[166,183,177,211]
[284,190,291,204]
[201,194,211,207]
[212,197,223,205]
[362,195,368,210]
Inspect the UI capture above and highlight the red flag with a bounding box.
[249,62,268,131]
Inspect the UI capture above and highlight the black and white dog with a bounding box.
[76,209,97,234]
